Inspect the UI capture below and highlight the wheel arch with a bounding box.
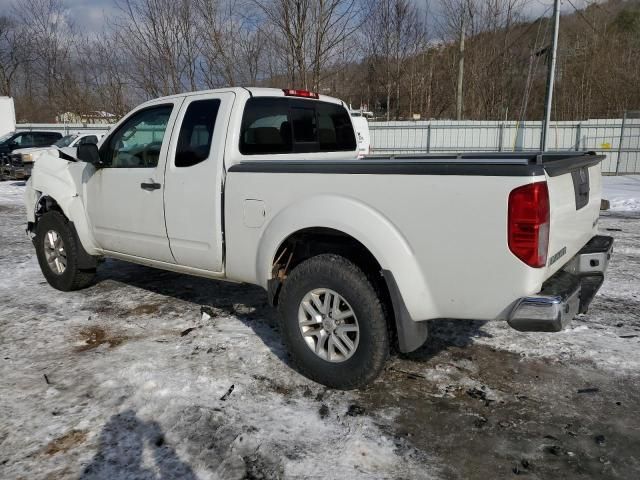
[256,195,436,352]
[30,192,99,256]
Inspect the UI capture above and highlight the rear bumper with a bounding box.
[508,235,613,332]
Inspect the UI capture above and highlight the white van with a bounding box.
[350,111,371,157]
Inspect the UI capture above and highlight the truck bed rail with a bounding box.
[229,152,604,177]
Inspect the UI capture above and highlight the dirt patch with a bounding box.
[251,374,296,396]
[44,430,88,455]
[93,301,116,315]
[359,343,640,479]
[125,303,160,316]
[75,326,128,352]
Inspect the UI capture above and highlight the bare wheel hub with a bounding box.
[298,288,359,363]
[43,229,67,275]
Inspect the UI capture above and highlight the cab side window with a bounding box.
[99,105,173,168]
[175,99,220,167]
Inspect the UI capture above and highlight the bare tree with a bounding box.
[308,0,364,90]
[3,0,640,123]
[114,0,201,97]
[254,0,310,87]
[14,0,75,115]
[254,0,362,90]
[364,0,426,120]
[0,15,30,96]
[78,32,131,117]
[196,0,266,88]
[439,0,476,119]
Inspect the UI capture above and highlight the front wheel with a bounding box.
[34,211,96,291]
[278,254,389,389]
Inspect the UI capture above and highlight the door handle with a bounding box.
[140,182,161,191]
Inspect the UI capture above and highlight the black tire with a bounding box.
[35,211,96,291]
[278,254,389,389]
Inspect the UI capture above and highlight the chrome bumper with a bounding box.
[508,235,614,332]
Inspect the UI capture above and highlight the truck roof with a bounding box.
[139,87,345,108]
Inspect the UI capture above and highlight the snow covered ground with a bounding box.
[1,180,639,479]
[603,175,640,212]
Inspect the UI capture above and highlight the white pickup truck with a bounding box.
[24,87,613,389]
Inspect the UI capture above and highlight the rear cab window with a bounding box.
[240,97,356,155]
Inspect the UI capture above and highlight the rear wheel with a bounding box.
[35,211,96,291]
[278,254,389,389]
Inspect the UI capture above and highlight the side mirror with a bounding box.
[77,143,101,166]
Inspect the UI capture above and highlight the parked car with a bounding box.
[0,131,62,179]
[8,133,104,179]
[24,87,613,389]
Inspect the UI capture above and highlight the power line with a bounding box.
[519,9,552,123]
[541,0,561,151]
[482,6,553,70]
[565,0,598,32]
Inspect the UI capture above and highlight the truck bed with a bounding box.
[226,151,604,323]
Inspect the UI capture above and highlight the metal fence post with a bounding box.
[616,111,627,175]
[575,122,582,151]
[498,122,504,152]
[426,124,431,153]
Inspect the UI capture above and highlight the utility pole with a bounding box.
[541,0,561,151]
[456,5,467,121]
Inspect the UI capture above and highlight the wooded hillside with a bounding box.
[1,0,638,122]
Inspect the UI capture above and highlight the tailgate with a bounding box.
[543,154,604,279]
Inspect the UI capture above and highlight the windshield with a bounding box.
[54,135,79,147]
[0,132,15,144]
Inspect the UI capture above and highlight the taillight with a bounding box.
[282,89,319,99]
[508,182,550,268]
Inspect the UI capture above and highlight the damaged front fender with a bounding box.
[27,151,101,256]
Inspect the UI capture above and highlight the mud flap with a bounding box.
[66,221,98,270]
[267,278,281,306]
[382,270,429,353]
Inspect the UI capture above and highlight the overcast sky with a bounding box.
[0,0,597,34]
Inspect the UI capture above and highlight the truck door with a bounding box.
[163,92,235,272]
[85,98,184,263]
